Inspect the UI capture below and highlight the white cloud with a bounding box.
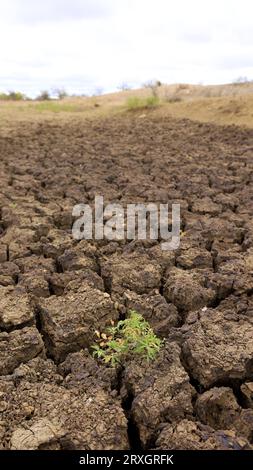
[0,0,115,23]
[0,0,252,96]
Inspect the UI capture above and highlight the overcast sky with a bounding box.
[0,0,252,96]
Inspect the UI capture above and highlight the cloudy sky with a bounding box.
[0,0,252,96]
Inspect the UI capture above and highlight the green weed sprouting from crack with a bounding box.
[92,310,163,367]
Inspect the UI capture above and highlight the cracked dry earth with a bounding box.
[0,113,253,450]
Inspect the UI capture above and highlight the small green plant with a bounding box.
[126,95,159,110]
[145,95,160,107]
[92,310,163,366]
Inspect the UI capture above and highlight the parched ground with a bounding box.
[0,111,253,450]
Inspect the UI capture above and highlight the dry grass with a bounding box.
[161,94,253,128]
[1,82,253,128]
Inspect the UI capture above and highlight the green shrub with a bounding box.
[126,96,143,109]
[126,95,159,110]
[145,95,160,107]
[92,310,163,366]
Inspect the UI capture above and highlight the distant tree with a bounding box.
[36,90,51,101]
[52,88,68,99]
[94,87,104,96]
[234,76,249,84]
[117,82,131,91]
[7,91,26,100]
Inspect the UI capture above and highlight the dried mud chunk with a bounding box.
[59,350,117,391]
[185,215,243,244]
[12,357,62,385]
[245,248,253,271]
[11,418,65,450]
[209,174,242,193]
[205,272,234,300]
[1,382,128,450]
[201,217,244,244]
[0,244,8,263]
[1,228,36,260]
[15,255,55,275]
[64,271,104,292]
[0,261,20,286]
[101,253,162,296]
[228,275,253,296]
[48,272,71,296]
[243,220,253,249]
[19,273,50,298]
[218,257,246,276]
[32,221,50,239]
[216,294,253,319]
[214,193,239,211]
[211,240,242,265]
[0,286,34,329]
[176,247,213,270]
[58,243,98,273]
[182,308,253,388]
[123,290,179,335]
[195,387,240,429]
[41,229,73,258]
[218,264,251,293]
[195,387,253,441]
[164,268,215,312]
[49,271,104,296]
[53,210,73,230]
[148,245,175,270]
[121,343,194,446]
[191,197,222,216]
[233,409,253,440]
[38,286,118,361]
[155,420,252,450]
[240,383,253,408]
[0,327,44,375]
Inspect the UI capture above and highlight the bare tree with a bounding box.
[143,79,162,97]
[36,90,51,101]
[52,88,68,99]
